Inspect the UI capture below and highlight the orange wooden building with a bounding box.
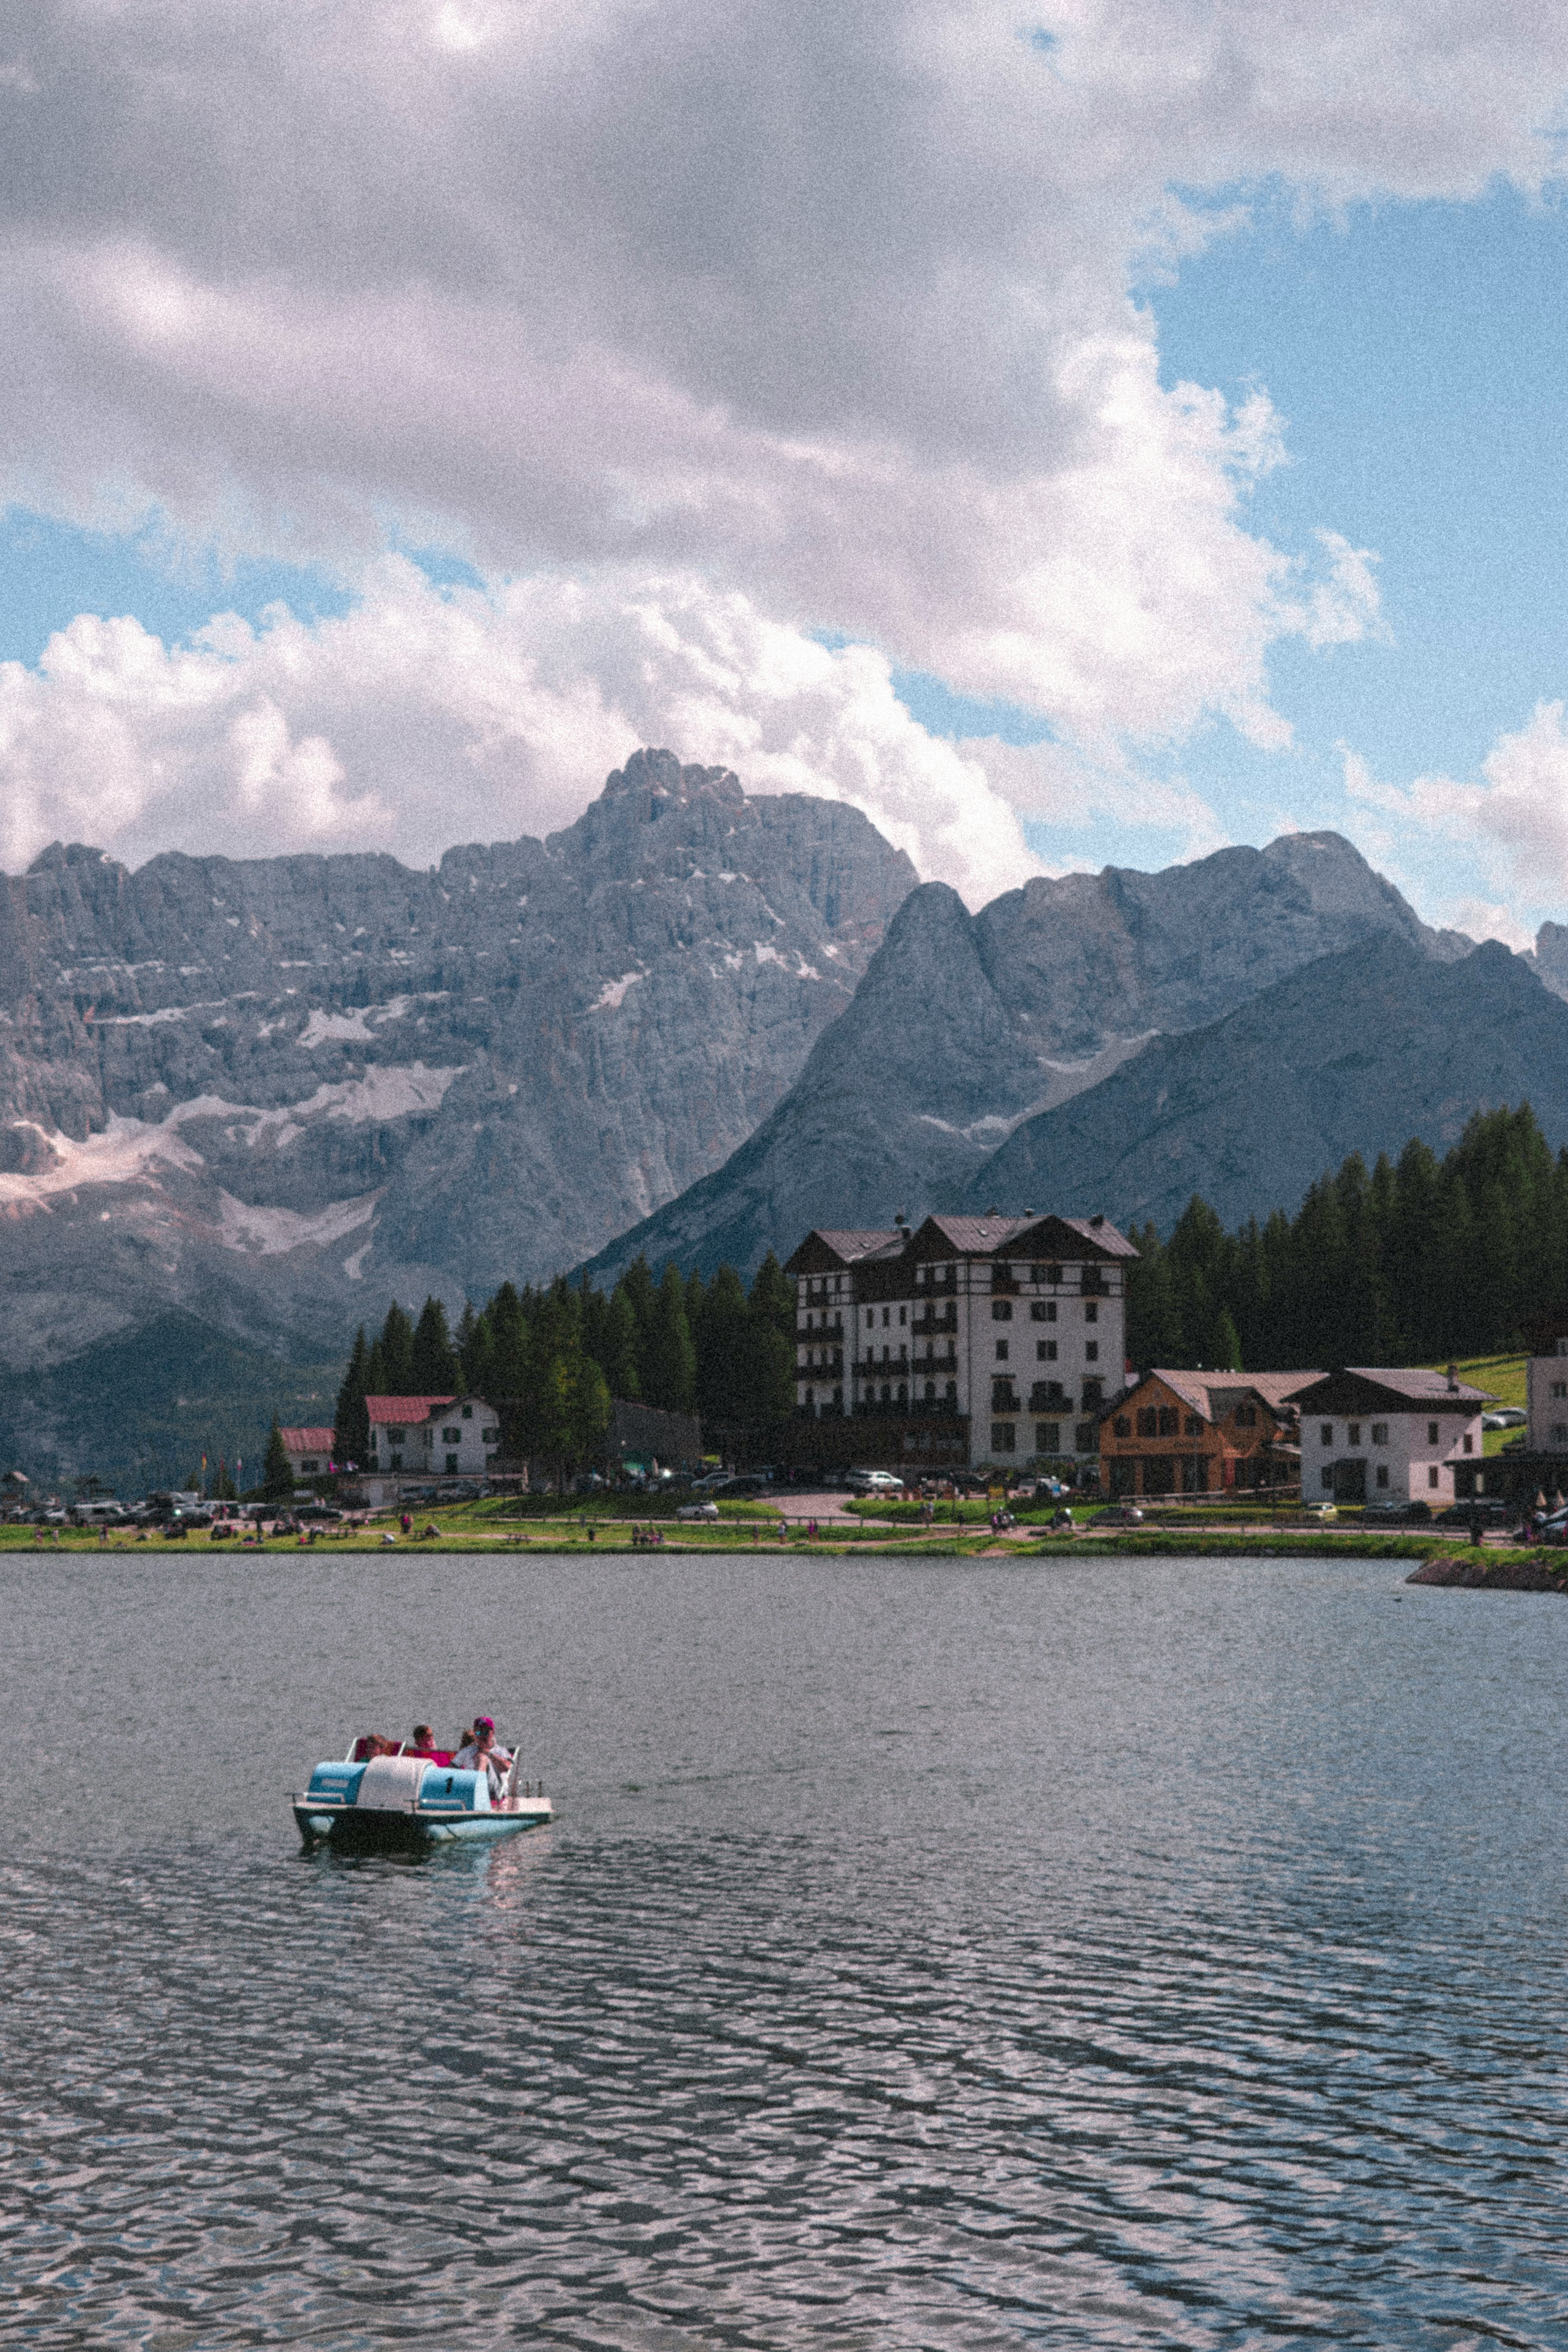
[1099,1369,1315,1497]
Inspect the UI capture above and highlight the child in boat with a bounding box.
[408,1724,453,1765]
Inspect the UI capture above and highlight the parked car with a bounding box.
[1303,1501,1338,1521]
[1361,1499,1433,1524]
[847,1468,904,1495]
[1102,1504,1144,1526]
[676,1499,720,1522]
[1481,1408,1527,1429]
[1433,1500,1516,1527]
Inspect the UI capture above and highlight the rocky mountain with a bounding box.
[0,748,915,1407]
[581,832,1475,1281]
[970,932,1568,1232]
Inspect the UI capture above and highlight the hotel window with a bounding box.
[1554,1423,1568,1443]
[1084,1302,1098,1324]
[1031,1301,1056,1322]
[1462,1434,1473,1453]
[1038,1340,1057,1362]
[898,1305,907,1325]
[1046,1264,1062,1286]
[1320,1424,1333,1445]
[1553,1381,1568,1400]
[1113,1416,1131,1437]
[1136,1408,1157,1436]
[1427,1421,1439,1444]
[1037,1421,1061,1451]
[1085,1341,1099,1362]
[461,1404,473,1420]
[1157,1407,1177,1436]
[1347,1423,1361,1446]
[1184,1415,1202,1437]
[992,1300,1013,1321]
[1428,1465,1440,1488]
[1372,1423,1388,1444]
[882,1307,891,1327]
[992,1421,1016,1452]
[995,1340,1009,1362]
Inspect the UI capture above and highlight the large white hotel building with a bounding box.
[785,1212,1138,1473]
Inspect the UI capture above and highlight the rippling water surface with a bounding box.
[2,1550,1565,2349]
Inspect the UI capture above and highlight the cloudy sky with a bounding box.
[3,1,1568,935]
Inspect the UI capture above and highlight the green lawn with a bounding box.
[1418,1351,1525,1455]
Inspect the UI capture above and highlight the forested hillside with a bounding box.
[333,1254,797,1473]
[1127,1106,1565,1373]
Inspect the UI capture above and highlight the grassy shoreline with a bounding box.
[3,1519,1563,1578]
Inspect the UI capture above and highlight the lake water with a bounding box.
[2,1550,1565,2350]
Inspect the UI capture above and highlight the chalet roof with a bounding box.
[1131,1370,1320,1426]
[366,1393,456,1426]
[918,1214,1034,1255]
[915,1210,1138,1261]
[1285,1367,1495,1411]
[280,1426,335,1452]
[1004,1213,1140,1261]
[786,1228,901,1273]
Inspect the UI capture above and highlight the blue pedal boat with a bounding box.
[292,1747,553,1848]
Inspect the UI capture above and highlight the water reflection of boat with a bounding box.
[292,1748,553,1848]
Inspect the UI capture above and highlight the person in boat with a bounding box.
[454,1715,512,1793]
[408,1724,454,1765]
[351,1731,397,1761]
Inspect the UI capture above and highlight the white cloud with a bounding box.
[0,0,1565,869]
[0,559,1037,905]
[1344,703,1568,939]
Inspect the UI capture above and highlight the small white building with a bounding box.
[280,1425,335,1481]
[1285,1367,1493,1504]
[363,1393,502,1499]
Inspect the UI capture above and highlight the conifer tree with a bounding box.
[601,1285,642,1399]
[694,1264,749,1425]
[335,1325,371,1466]
[744,1252,796,1421]
[642,1262,697,1412]
[378,1301,416,1392]
[411,1295,459,1392]
[263,1418,292,1501]
[485,1282,530,1397]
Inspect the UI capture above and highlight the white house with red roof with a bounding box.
[363,1394,502,1499]
[280,1425,336,1481]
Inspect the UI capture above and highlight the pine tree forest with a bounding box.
[334,1253,798,1471]
[1126,1106,1568,1374]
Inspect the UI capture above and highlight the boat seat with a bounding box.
[354,1755,428,1813]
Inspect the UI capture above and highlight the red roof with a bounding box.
[280,1426,335,1452]
[366,1394,454,1426]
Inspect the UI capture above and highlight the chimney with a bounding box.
[1446,1362,1458,1392]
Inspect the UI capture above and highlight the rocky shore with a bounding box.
[1407,1554,1568,1594]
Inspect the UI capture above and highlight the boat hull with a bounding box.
[292,1797,553,1849]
